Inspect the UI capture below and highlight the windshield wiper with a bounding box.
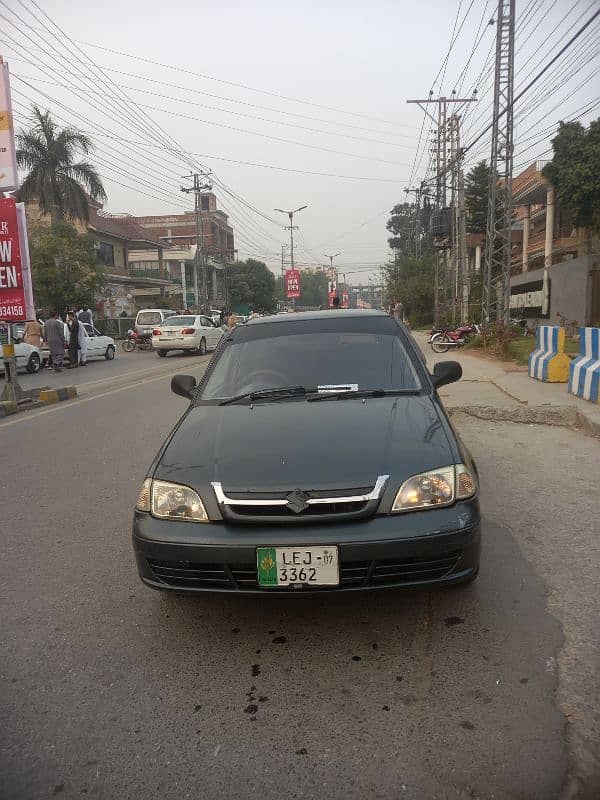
[306,388,420,402]
[218,386,308,406]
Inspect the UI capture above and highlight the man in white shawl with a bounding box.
[78,320,89,366]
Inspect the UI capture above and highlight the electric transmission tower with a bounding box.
[482,0,516,325]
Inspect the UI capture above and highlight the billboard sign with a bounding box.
[0,58,18,193]
[342,291,349,308]
[0,197,34,322]
[328,291,337,307]
[285,268,300,299]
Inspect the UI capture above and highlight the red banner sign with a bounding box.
[328,291,337,307]
[285,268,300,299]
[342,291,349,308]
[0,197,27,321]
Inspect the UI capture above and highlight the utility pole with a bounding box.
[482,0,516,325]
[407,93,476,328]
[322,252,341,292]
[181,171,212,312]
[404,187,422,258]
[274,205,308,270]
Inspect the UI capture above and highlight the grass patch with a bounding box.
[467,332,580,365]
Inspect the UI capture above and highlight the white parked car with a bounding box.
[151,314,224,357]
[0,340,43,374]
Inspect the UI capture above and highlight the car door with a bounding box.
[198,317,214,349]
[83,324,101,358]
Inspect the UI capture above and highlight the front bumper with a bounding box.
[132,500,481,594]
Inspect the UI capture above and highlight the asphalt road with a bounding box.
[1,351,598,799]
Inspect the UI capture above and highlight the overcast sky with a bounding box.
[3,0,599,282]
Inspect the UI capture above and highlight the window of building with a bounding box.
[200,196,210,211]
[97,241,114,266]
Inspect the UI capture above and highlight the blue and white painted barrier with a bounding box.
[568,327,600,403]
[528,325,570,383]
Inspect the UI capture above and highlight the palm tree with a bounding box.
[16,105,107,226]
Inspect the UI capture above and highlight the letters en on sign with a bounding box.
[285,268,300,299]
[0,197,34,322]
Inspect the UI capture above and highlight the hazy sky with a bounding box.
[3,0,599,281]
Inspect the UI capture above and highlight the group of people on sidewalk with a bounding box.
[22,306,94,373]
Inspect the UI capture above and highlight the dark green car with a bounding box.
[133,310,480,593]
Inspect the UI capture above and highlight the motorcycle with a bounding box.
[429,323,482,354]
[121,329,153,352]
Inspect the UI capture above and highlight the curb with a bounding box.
[0,400,18,417]
[449,404,600,439]
[37,386,78,405]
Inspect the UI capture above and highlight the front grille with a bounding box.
[147,552,460,591]
[232,501,368,518]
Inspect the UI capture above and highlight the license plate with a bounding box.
[256,546,339,587]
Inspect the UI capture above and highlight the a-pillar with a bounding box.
[522,205,530,273]
[544,187,554,268]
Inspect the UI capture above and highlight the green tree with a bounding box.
[386,202,416,255]
[16,105,106,226]
[276,270,329,308]
[228,259,276,311]
[29,222,105,313]
[382,251,435,327]
[465,160,490,234]
[543,119,600,241]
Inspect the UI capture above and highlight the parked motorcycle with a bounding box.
[429,323,482,353]
[121,329,153,352]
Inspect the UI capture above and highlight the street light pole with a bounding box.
[274,205,308,270]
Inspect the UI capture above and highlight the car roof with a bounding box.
[247,309,388,325]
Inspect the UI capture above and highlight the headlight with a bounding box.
[135,478,209,522]
[392,464,476,513]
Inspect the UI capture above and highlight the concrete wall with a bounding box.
[511,255,599,326]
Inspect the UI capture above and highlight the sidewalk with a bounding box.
[413,332,600,438]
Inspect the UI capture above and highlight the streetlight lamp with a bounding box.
[274,205,308,270]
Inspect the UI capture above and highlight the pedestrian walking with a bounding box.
[77,306,93,326]
[24,318,43,348]
[43,311,66,372]
[67,311,80,368]
[332,296,341,308]
[219,306,227,326]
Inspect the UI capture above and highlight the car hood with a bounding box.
[155,395,454,493]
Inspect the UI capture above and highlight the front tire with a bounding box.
[105,345,115,360]
[122,339,135,352]
[431,333,451,354]
[27,352,41,373]
[157,350,168,358]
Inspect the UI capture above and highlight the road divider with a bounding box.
[568,327,600,403]
[38,386,78,405]
[528,326,570,383]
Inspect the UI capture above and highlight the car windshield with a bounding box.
[200,331,422,401]
[137,312,162,325]
[160,316,197,327]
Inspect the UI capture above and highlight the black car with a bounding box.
[133,310,480,594]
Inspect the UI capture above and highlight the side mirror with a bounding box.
[431,361,462,389]
[171,373,197,399]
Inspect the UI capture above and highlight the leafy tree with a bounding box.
[465,160,490,234]
[28,222,105,313]
[543,119,600,238]
[382,251,435,327]
[386,202,416,255]
[228,259,276,312]
[16,105,106,226]
[276,269,328,308]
